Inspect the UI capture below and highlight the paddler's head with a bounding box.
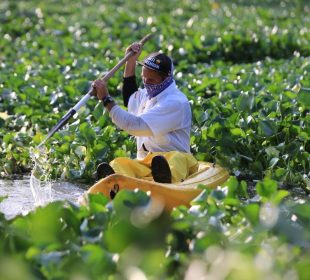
[138,52,173,85]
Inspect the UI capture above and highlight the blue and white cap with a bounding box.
[138,52,173,76]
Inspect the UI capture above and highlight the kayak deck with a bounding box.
[87,162,229,211]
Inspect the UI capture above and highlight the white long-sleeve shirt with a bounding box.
[109,81,191,159]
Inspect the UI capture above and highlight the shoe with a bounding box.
[151,155,172,183]
[96,162,115,181]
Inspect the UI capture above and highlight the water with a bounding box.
[0,177,86,219]
[30,147,54,207]
[0,145,90,219]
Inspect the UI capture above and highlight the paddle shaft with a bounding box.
[38,34,153,147]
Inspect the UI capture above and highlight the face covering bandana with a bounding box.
[144,75,174,99]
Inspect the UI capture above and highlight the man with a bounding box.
[92,43,198,183]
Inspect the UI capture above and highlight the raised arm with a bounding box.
[124,42,141,77]
[122,43,141,107]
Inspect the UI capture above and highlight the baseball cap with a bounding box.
[138,52,173,76]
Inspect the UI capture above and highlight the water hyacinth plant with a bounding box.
[0,0,309,279]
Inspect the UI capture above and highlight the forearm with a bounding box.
[109,105,153,136]
[124,60,136,77]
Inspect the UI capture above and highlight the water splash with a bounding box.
[29,146,53,206]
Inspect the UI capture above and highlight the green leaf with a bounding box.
[79,122,96,143]
[236,92,254,111]
[256,178,278,198]
[296,257,310,280]
[57,143,70,153]
[114,149,128,158]
[0,195,8,203]
[11,202,64,246]
[251,161,264,172]
[93,143,107,158]
[210,189,226,201]
[64,85,75,97]
[226,176,239,198]
[74,145,87,158]
[239,180,249,198]
[92,102,104,121]
[269,157,279,168]
[104,220,135,253]
[87,193,109,214]
[274,168,287,179]
[191,188,211,205]
[258,120,277,137]
[3,133,14,145]
[265,147,280,157]
[223,197,240,206]
[207,122,222,138]
[298,88,310,107]
[230,128,246,137]
[292,204,310,220]
[32,132,45,145]
[271,190,289,204]
[80,243,115,274]
[242,203,260,226]
[113,190,150,215]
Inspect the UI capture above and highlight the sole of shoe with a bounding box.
[96,163,115,181]
[151,156,172,183]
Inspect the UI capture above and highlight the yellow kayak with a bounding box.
[87,162,230,211]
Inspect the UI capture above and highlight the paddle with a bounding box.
[38,33,153,147]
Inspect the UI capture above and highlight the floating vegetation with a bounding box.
[0,0,309,279]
